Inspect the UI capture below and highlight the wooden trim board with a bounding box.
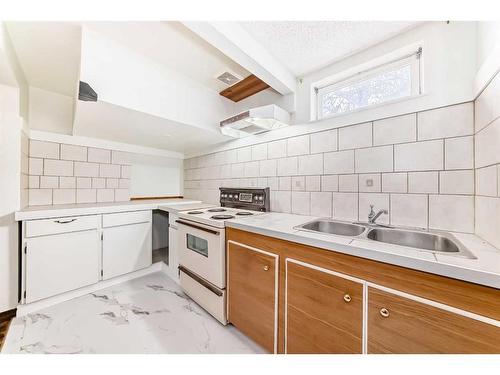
[220,75,270,102]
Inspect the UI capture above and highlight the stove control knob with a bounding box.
[229,194,233,198]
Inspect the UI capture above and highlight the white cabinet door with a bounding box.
[25,230,100,303]
[102,222,152,280]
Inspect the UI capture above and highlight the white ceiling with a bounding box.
[239,21,420,77]
[5,22,81,96]
[82,21,251,92]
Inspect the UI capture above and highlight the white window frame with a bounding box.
[315,47,423,120]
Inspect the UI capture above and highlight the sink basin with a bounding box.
[366,228,476,259]
[296,220,366,237]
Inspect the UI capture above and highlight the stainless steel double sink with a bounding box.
[294,219,476,259]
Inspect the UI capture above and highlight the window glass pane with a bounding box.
[320,65,412,118]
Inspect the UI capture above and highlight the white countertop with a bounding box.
[226,212,500,289]
[15,199,202,221]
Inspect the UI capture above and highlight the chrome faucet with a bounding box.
[368,205,388,225]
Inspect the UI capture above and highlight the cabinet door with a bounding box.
[285,259,364,353]
[368,287,500,353]
[102,222,152,280]
[26,230,100,303]
[227,240,278,353]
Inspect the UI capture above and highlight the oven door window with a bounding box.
[186,234,209,257]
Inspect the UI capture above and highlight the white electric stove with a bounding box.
[176,188,270,324]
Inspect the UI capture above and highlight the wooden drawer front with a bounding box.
[102,210,151,228]
[367,287,500,354]
[285,259,363,353]
[26,215,100,237]
[227,241,278,353]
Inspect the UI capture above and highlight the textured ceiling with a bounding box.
[239,21,421,77]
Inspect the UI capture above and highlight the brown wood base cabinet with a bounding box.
[226,228,500,354]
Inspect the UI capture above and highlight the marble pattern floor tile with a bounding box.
[2,272,265,354]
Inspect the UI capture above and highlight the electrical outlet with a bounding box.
[366,178,373,187]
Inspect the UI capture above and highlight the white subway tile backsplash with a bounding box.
[97,189,115,203]
[236,147,252,163]
[271,191,291,213]
[121,165,132,179]
[291,191,310,215]
[439,170,474,195]
[106,178,120,189]
[99,164,121,178]
[373,114,416,146]
[88,148,111,163]
[28,176,39,189]
[59,176,76,189]
[395,140,443,171]
[40,176,59,189]
[339,174,358,192]
[311,192,332,217]
[475,73,500,132]
[298,154,323,175]
[306,176,321,191]
[321,175,339,192]
[231,163,245,178]
[445,136,474,170]
[475,196,500,248]
[114,189,130,202]
[259,159,277,177]
[475,118,500,168]
[44,159,73,176]
[390,194,428,229]
[339,122,372,150]
[74,162,99,177]
[310,129,338,154]
[60,144,87,161]
[244,161,260,177]
[429,195,474,232]
[408,171,439,193]
[291,176,306,191]
[475,165,498,197]
[111,151,131,165]
[77,177,92,189]
[77,189,97,204]
[29,158,43,175]
[382,173,407,193]
[92,177,106,189]
[333,192,358,221]
[251,143,268,161]
[287,135,310,156]
[418,103,473,140]
[324,150,354,174]
[119,179,131,189]
[30,140,59,159]
[355,145,393,173]
[359,174,381,192]
[277,157,298,176]
[279,176,292,191]
[267,139,287,159]
[29,189,52,206]
[53,189,76,205]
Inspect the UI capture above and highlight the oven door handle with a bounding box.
[175,220,220,235]
[179,266,223,297]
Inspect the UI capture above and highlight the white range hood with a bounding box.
[220,104,291,138]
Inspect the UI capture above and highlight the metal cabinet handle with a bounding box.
[54,219,76,224]
[343,294,352,303]
[380,308,390,318]
[263,265,269,271]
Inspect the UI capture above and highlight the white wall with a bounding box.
[186,21,478,158]
[475,21,500,96]
[79,27,234,134]
[29,86,73,135]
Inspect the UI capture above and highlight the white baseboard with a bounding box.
[16,262,167,317]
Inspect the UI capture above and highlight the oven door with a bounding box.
[176,219,226,289]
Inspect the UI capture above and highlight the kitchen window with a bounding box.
[315,47,422,120]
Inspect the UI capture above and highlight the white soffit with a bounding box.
[73,100,232,153]
[5,22,81,96]
[82,21,251,92]
[239,21,421,77]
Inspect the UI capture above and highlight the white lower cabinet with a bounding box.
[102,211,152,280]
[25,230,100,303]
